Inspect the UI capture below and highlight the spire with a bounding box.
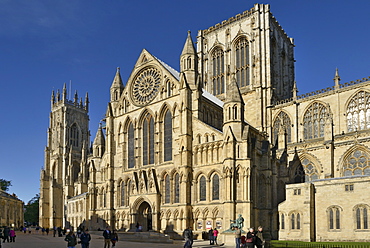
[51,90,55,103]
[334,68,340,89]
[74,90,78,105]
[293,81,298,101]
[56,89,60,101]
[111,67,124,89]
[225,75,244,104]
[181,31,196,57]
[93,123,105,147]
[84,92,89,112]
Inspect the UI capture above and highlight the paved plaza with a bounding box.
[0,232,230,248]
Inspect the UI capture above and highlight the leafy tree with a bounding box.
[0,179,12,191]
[24,194,40,225]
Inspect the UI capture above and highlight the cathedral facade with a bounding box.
[39,3,370,242]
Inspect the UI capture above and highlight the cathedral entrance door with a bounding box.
[137,201,152,231]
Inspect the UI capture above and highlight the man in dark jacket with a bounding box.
[255,226,265,248]
[80,229,92,248]
[103,226,111,248]
[208,228,214,245]
[2,226,10,243]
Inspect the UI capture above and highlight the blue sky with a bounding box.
[0,0,369,203]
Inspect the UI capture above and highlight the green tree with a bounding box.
[24,194,40,225]
[0,179,12,191]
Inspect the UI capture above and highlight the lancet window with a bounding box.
[120,181,125,207]
[174,173,180,203]
[164,110,172,162]
[199,176,206,201]
[303,102,328,140]
[347,91,370,132]
[235,37,250,87]
[272,111,292,145]
[143,113,154,165]
[343,149,370,176]
[212,174,220,200]
[128,123,135,168]
[328,206,341,230]
[355,205,369,230]
[164,174,170,204]
[211,47,225,95]
[70,124,79,147]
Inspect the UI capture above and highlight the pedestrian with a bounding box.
[110,230,118,247]
[103,226,112,248]
[2,226,10,242]
[9,228,16,242]
[46,227,50,235]
[53,226,57,237]
[255,226,265,248]
[23,226,26,233]
[58,226,62,237]
[64,231,78,248]
[183,226,193,248]
[208,227,214,245]
[80,229,92,248]
[234,226,241,248]
[245,227,256,248]
[213,228,219,245]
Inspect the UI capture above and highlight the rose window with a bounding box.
[132,68,161,106]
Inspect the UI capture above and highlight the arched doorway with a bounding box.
[137,201,152,231]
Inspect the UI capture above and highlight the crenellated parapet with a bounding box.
[51,84,89,112]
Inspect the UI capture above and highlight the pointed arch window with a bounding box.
[174,173,180,203]
[328,206,341,230]
[291,213,295,229]
[70,124,79,147]
[212,174,220,200]
[355,205,369,230]
[272,111,292,145]
[164,174,170,204]
[343,149,370,176]
[301,158,319,181]
[347,91,370,132]
[120,182,125,207]
[211,47,225,95]
[143,114,154,165]
[128,123,135,168]
[235,37,250,87]
[281,213,285,230]
[199,176,206,201]
[303,102,328,140]
[164,110,172,161]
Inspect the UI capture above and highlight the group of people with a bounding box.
[64,228,92,248]
[235,226,265,248]
[1,226,16,242]
[207,227,219,245]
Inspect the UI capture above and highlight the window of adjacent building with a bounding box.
[128,123,135,168]
[303,102,328,140]
[174,173,180,203]
[355,205,369,230]
[281,214,285,230]
[291,213,301,230]
[343,149,370,176]
[328,207,341,230]
[211,47,225,95]
[272,111,292,145]
[291,213,295,229]
[345,184,354,191]
[199,176,206,201]
[164,110,172,162]
[70,123,79,147]
[143,114,154,165]
[212,174,220,200]
[294,189,301,195]
[235,37,250,87]
[165,174,170,204]
[347,90,370,132]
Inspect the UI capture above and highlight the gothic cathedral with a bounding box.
[40,4,370,242]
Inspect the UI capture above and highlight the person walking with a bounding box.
[2,226,10,242]
[213,228,219,245]
[64,231,78,248]
[208,227,214,245]
[9,228,16,242]
[255,226,265,248]
[110,230,118,247]
[80,229,92,248]
[245,227,256,248]
[234,226,241,248]
[103,226,112,248]
[183,226,193,248]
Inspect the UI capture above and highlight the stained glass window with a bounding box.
[291,213,295,229]
[343,149,370,176]
[355,206,369,229]
[121,182,125,206]
[143,114,154,165]
[303,102,328,140]
[347,91,370,132]
[297,213,301,229]
[164,110,172,161]
[165,174,170,204]
[272,111,292,145]
[199,176,206,201]
[235,38,249,87]
[329,209,334,229]
[174,174,180,203]
[301,158,319,181]
[128,123,135,168]
[212,48,225,95]
[212,174,220,200]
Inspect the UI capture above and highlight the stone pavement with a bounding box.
[0,232,232,248]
